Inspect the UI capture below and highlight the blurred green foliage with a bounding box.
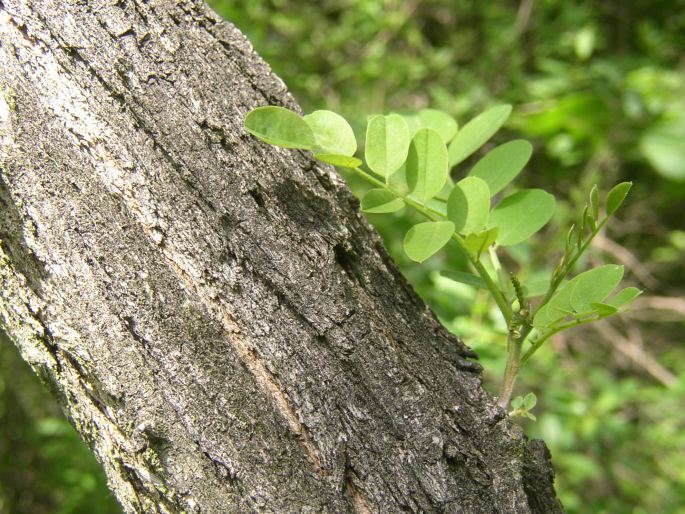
[1,0,683,512]
[0,331,120,514]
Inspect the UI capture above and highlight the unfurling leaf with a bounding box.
[448,105,512,167]
[590,184,599,219]
[489,189,556,246]
[406,128,449,201]
[365,114,411,177]
[361,189,405,213]
[584,208,597,233]
[468,140,533,195]
[403,221,455,262]
[523,392,537,409]
[605,181,632,215]
[447,177,491,234]
[245,106,315,149]
[304,110,357,156]
[463,227,498,257]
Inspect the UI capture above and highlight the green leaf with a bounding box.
[400,111,423,136]
[314,154,362,168]
[567,264,624,314]
[589,184,599,219]
[426,198,448,217]
[524,412,537,421]
[584,208,597,233]
[440,270,488,289]
[244,106,315,149]
[591,303,619,316]
[304,110,357,156]
[534,265,624,327]
[403,221,455,262]
[447,177,491,234]
[417,109,458,144]
[510,396,524,409]
[468,140,533,195]
[534,292,571,327]
[605,182,632,215]
[523,392,537,409]
[388,164,410,195]
[361,189,405,213]
[606,287,642,308]
[463,227,498,257]
[489,189,556,246]
[565,224,577,254]
[365,114,411,177]
[448,105,512,167]
[406,128,449,201]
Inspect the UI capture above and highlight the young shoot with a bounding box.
[244,104,640,412]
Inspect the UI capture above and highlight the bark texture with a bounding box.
[0,1,563,512]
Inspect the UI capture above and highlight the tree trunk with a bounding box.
[0,1,563,512]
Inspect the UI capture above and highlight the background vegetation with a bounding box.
[1,1,683,512]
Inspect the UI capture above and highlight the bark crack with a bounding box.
[161,249,325,474]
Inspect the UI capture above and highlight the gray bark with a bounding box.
[0,1,563,512]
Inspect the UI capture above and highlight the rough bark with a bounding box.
[0,1,563,512]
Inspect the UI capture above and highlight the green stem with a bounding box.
[468,254,513,324]
[537,217,610,311]
[520,313,609,365]
[497,334,523,408]
[517,216,612,363]
[351,166,388,189]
